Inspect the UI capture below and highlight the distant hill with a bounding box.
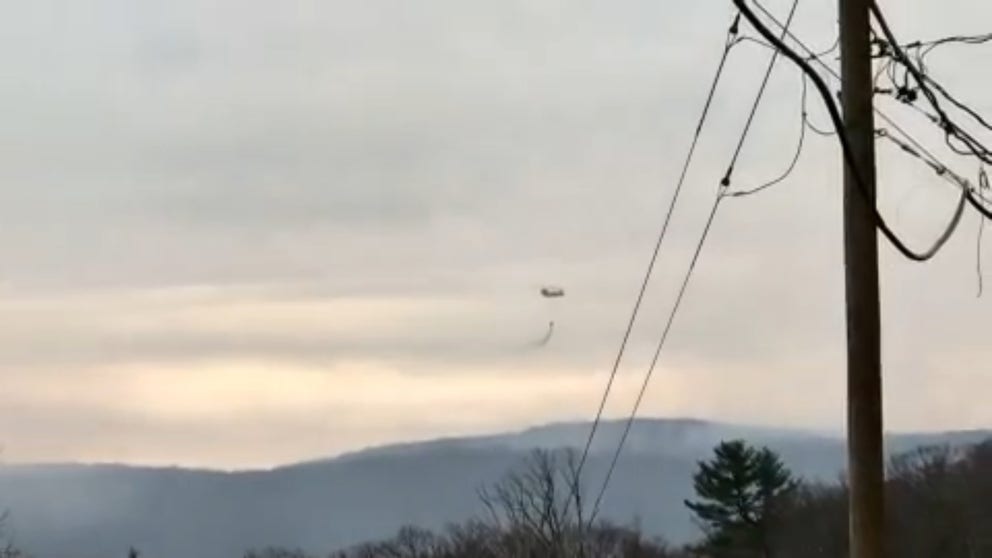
[1,418,988,558]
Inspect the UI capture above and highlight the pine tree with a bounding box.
[684,440,796,557]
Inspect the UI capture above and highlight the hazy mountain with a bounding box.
[1,418,988,558]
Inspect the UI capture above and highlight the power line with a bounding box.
[868,1,992,219]
[906,33,992,52]
[906,33,992,75]
[979,214,986,298]
[584,0,800,527]
[752,1,990,225]
[874,129,968,252]
[876,105,992,213]
[733,33,838,140]
[809,32,841,62]
[873,32,992,137]
[750,0,982,197]
[979,167,989,297]
[574,0,989,533]
[870,5,992,146]
[874,128,969,189]
[724,0,799,183]
[586,192,725,529]
[869,5,991,155]
[564,15,743,523]
[730,72,810,198]
[728,26,842,135]
[741,0,980,260]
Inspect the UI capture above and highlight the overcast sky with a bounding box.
[1,0,990,469]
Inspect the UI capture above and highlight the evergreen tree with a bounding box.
[684,440,795,557]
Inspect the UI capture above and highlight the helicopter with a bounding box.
[540,286,565,298]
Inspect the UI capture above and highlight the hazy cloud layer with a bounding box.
[0,0,989,468]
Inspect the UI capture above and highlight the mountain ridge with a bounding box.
[1,417,989,558]
[9,417,990,473]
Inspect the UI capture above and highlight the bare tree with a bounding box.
[885,443,992,558]
[243,548,314,558]
[477,448,586,558]
[766,439,992,558]
[0,511,26,558]
[443,521,503,558]
[766,481,848,558]
[331,445,685,558]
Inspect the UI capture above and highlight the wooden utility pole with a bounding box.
[839,0,886,557]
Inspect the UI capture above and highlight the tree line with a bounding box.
[4,437,991,557]
[244,437,992,558]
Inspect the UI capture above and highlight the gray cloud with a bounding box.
[0,0,989,466]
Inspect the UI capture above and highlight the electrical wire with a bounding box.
[870,4,992,160]
[810,33,841,61]
[752,0,992,220]
[879,110,992,211]
[874,34,992,135]
[878,105,992,208]
[870,9,992,138]
[979,167,989,297]
[875,127,976,233]
[918,35,992,81]
[584,0,800,527]
[737,0,964,261]
[725,25,837,141]
[875,129,949,177]
[804,73,838,137]
[750,0,983,199]
[563,14,744,522]
[911,33,992,52]
[868,1,992,219]
[737,31,838,63]
[724,0,800,184]
[577,0,989,530]
[874,129,969,253]
[729,34,836,141]
[745,0,984,256]
[907,32,992,74]
[724,35,839,137]
[730,72,809,198]
[734,35,774,51]
[979,214,986,298]
[872,57,893,93]
[586,192,725,529]
[917,73,992,133]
